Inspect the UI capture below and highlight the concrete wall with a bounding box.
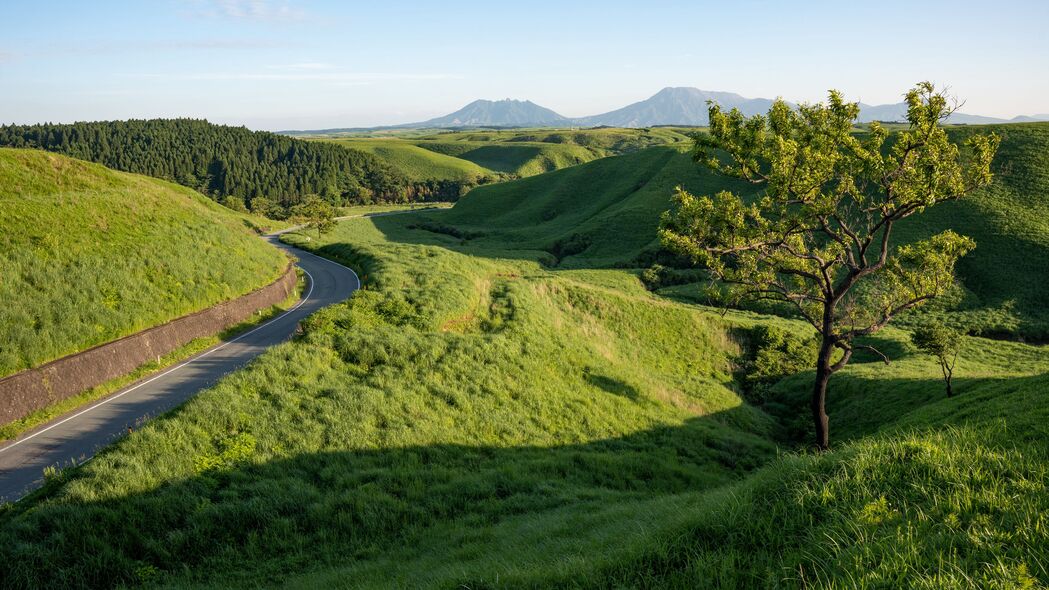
[0,265,297,426]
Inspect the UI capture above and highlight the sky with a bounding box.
[3,0,1048,131]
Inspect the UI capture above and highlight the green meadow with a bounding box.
[318,127,694,182]
[0,148,288,379]
[2,123,1048,588]
[320,138,495,183]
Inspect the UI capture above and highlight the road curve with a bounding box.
[0,237,359,502]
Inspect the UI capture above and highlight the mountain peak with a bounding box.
[414,98,569,128]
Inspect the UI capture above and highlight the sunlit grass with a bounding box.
[0,148,288,378]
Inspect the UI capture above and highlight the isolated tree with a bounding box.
[249,196,282,219]
[911,323,962,397]
[660,83,999,449]
[290,195,337,238]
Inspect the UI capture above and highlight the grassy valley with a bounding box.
[3,122,1049,588]
[0,148,288,379]
[316,127,694,184]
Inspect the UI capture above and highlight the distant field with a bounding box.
[0,148,288,379]
[315,127,694,182]
[334,202,454,217]
[320,138,494,182]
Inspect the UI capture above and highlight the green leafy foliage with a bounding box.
[289,195,336,237]
[660,83,999,447]
[912,323,962,396]
[738,325,819,404]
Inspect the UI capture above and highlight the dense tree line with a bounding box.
[0,119,469,214]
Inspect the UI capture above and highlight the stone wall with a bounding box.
[0,265,297,426]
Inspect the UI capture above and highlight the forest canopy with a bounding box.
[0,119,468,214]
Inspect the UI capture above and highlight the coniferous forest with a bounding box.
[0,119,470,214]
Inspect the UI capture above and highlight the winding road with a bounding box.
[0,236,359,502]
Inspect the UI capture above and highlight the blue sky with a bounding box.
[3,0,1048,130]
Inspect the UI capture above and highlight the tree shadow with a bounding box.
[584,371,641,400]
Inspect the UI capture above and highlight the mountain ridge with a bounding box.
[281,87,1046,133]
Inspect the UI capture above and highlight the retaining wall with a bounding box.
[0,264,297,426]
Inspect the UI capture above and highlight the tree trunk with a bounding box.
[811,338,834,451]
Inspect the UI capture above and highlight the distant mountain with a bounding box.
[856,102,1007,125]
[279,89,1047,134]
[410,99,571,128]
[1010,114,1049,123]
[576,88,1010,127]
[575,87,782,127]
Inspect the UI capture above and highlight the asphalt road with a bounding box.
[0,236,359,502]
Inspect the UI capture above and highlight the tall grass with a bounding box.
[0,148,287,378]
[2,125,1048,588]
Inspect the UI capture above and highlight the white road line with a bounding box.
[0,263,325,456]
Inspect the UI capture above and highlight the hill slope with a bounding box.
[0,148,288,378]
[3,124,1047,589]
[320,138,495,182]
[0,215,779,588]
[317,128,692,183]
[4,204,1048,588]
[432,123,1049,338]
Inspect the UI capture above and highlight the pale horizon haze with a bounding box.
[3,0,1048,130]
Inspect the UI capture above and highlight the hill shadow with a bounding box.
[5,369,1045,588]
[1,403,775,589]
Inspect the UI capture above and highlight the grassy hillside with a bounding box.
[437,146,758,267]
[318,127,694,182]
[416,139,599,176]
[426,123,1049,339]
[416,127,692,177]
[890,123,1049,338]
[320,138,494,182]
[3,123,1048,588]
[0,216,779,588]
[3,210,1047,588]
[0,148,288,378]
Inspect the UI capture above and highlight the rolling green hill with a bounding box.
[4,207,1047,588]
[0,148,288,379]
[317,127,694,183]
[3,123,1048,588]
[320,138,495,182]
[428,123,1049,339]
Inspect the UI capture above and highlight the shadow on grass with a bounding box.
[5,370,1044,588]
[584,371,641,401]
[0,403,776,589]
[769,369,1034,444]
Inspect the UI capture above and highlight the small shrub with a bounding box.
[737,325,819,405]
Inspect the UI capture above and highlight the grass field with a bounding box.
[2,124,1048,588]
[317,127,694,182]
[334,202,454,218]
[320,138,495,182]
[3,207,1048,587]
[427,123,1049,340]
[0,148,288,379]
